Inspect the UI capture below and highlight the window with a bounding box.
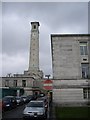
[34,25,36,29]
[13,80,17,87]
[83,88,90,99]
[81,63,89,79]
[5,80,9,87]
[22,80,26,87]
[80,42,88,55]
[88,88,90,99]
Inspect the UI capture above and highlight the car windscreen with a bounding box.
[27,102,43,107]
[22,97,26,98]
[16,97,20,100]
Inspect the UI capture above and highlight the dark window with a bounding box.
[81,63,89,79]
[5,80,9,87]
[22,80,26,87]
[83,88,90,99]
[80,42,88,55]
[88,88,90,99]
[83,59,87,61]
[34,25,36,29]
[13,80,17,87]
[83,88,87,99]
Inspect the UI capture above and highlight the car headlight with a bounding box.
[38,112,43,115]
[6,104,10,107]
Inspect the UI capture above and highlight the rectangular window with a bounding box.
[81,63,89,79]
[34,25,36,29]
[5,80,9,87]
[88,88,90,99]
[22,80,26,87]
[83,88,87,99]
[83,88,90,99]
[13,80,17,87]
[80,42,88,55]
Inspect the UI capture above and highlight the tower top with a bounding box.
[31,22,40,26]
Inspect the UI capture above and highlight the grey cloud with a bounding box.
[2,52,29,75]
[2,15,30,55]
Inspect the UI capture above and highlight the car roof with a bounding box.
[37,98,45,100]
[4,96,14,98]
[30,100,44,102]
[3,96,15,100]
[16,96,21,98]
[37,96,47,100]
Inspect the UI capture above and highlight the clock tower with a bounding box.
[28,22,40,71]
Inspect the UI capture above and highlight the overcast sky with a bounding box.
[2,2,88,77]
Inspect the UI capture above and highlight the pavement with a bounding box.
[49,102,56,120]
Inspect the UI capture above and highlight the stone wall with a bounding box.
[51,36,81,79]
[53,88,88,106]
[53,79,88,106]
[53,79,88,87]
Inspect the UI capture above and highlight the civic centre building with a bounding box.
[51,34,90,105]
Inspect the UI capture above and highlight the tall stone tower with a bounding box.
[28,22,39,71]
[27,22,43,79]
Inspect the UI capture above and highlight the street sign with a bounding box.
[43,79,53,90]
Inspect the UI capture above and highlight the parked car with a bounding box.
[38,93,45,97]
[26,95,35,102]
[23,100,47,119]
[15,96,24,105]
[32,94,37,100]
[21,96,28,103]
[37,96,48,111]
[2,96,17,111]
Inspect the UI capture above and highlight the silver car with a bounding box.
[23,100,47,119]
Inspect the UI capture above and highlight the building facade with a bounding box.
[51,34,90,106]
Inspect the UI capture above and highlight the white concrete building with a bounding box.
[51,34,90,106]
